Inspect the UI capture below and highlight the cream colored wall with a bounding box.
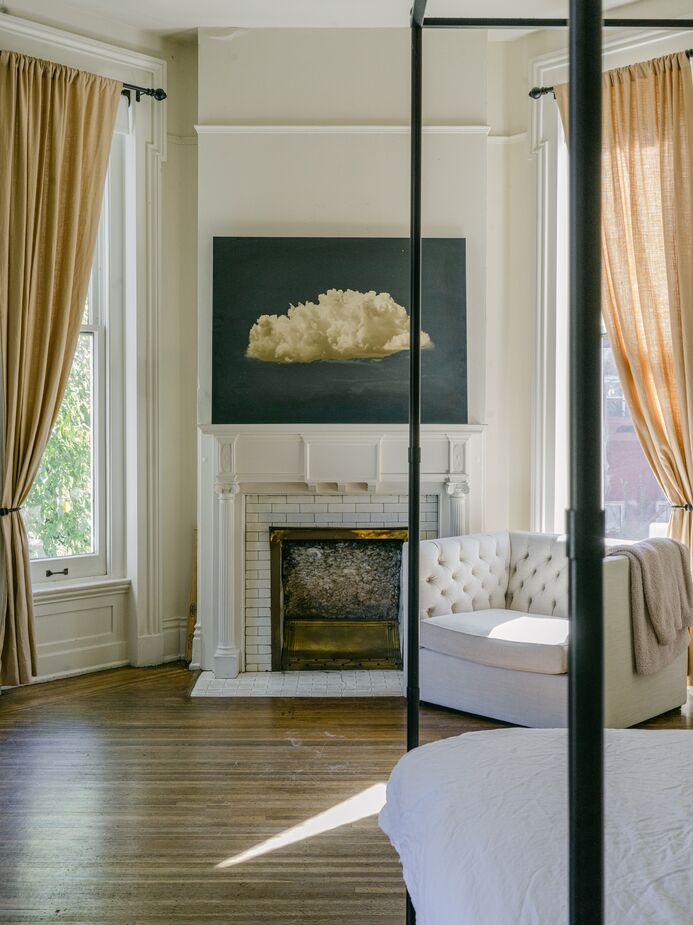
[485,41,535,531]
[196,27,535,533]
[160,38,198,657]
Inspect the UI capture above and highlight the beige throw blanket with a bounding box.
[608,538,693,675]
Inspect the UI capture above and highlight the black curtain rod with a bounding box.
[0,52,167,102]
[422,18,693,29]
[529,48,693,98]
[122,82,167,102]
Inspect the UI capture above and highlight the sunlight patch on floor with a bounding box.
[216,782,387,869]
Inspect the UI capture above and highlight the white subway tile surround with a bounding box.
[244,493,439,672]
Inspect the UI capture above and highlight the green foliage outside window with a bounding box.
[24,333,94,560]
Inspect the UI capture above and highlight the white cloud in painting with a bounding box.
[246,289,433,364]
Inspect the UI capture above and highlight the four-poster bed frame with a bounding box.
[405,3,693,923]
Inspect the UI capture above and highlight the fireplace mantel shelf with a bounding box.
[200,423,484,495]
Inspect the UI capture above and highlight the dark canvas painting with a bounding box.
[212,237,467,424]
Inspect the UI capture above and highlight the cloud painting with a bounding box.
[212,237,467,424]
[247,289,433,364]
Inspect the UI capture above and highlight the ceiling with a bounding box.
[7,0,633,35]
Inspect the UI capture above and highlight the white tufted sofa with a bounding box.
[403,532,688,728]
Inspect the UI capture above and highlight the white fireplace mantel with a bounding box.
[194,423,485,677]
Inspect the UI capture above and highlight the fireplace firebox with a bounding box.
[269,527,407,670]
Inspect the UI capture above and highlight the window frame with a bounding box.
[531,29,693,537]
[28,134,126,585]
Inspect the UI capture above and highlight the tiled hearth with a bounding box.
[191,669,404,698]
[244,492,438,671]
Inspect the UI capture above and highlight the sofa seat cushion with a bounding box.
[420,609,569,675]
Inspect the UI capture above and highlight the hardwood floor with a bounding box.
[0,665,690,924]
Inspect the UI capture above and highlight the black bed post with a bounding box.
[406,2,426,923]
[567,1,605,923]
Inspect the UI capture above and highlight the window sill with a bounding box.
[32,576,131,607]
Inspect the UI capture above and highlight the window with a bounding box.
[23,133,126,582]
[24,308,99,562]
[549,117,668,541]
[601,334,668,540]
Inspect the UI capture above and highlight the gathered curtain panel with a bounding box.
[556,54,693,559]
[0,51,120,685]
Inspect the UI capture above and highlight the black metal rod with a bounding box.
[423,17,693,29]
[121,82,167,102]
[567,1,605,923]
[411,0,428,28]
[407,0,423,764]
[406,1,425,921]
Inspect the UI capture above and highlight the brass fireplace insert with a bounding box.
[269,527,407,671]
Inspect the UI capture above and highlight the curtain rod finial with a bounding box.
[529,85,554,100]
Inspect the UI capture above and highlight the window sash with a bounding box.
[28,134,125,584]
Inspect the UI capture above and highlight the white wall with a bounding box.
[196,27,535,536]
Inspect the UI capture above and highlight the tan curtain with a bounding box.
[0,52,120,685]
[556,54,693,562]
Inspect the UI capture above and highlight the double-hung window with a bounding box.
[24,129,126,582]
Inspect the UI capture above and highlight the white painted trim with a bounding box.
[3,659,130,688]
[487,132,528,145]
[33,577,131,607]
[194,123,492,136]
[529,24,693,532]
[201,422,485,435]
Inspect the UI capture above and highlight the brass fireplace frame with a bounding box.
[269,527,407,671]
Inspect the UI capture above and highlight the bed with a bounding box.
[379,728,693,924]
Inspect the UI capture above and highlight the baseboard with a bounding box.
[2,658,130,689]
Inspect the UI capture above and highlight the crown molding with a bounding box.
[194,123,492,137]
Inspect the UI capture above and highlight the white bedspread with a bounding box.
[379,728,693,924]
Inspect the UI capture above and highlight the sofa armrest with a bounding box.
[603,554,633,680]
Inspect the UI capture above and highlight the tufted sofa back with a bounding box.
[507,532,568,618]
[417,531,569,620]
[418,532,511,619]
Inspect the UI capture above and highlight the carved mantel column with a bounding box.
[445,477,470,537]
[214,475,241,679]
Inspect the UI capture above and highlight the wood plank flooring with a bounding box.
[0,664,690,924]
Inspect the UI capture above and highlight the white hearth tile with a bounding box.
[190,670,404,698]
